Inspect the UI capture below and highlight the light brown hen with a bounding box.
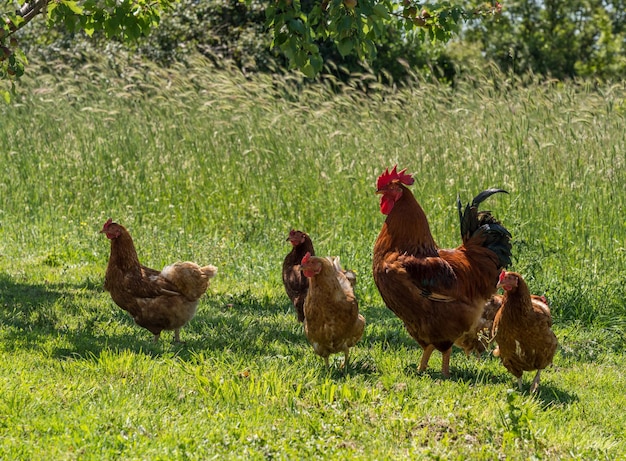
[300,252,365,370]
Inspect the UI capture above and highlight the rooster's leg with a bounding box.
[441,348,451,378]
[530,370,541,393]
[418,345,435,372]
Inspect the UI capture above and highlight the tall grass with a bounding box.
[0,56,625,459]
[2,57,624,321]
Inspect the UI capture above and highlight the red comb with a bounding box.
[103,218,113,228]
[376,165,415,190]
[301,252,312,265]
[499,270,507,283]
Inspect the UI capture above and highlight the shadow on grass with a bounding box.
[0,278,306,360]
[0,274,145,354]
[532,384,578,406]
[46,290,314,364]
[0,277,612,398]
[0,273,66,328]
[306,353,380,380]
[400,351,578,405]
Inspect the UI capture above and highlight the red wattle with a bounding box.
[380,195,395,215]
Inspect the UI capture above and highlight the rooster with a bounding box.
[372,166,512,377]
[101,219,217,342]
[492,271,557,392]
[282,229,315,322]
[300,252,365,370]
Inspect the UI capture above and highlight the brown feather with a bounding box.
[456,293,550,357]
[282,230,315,322]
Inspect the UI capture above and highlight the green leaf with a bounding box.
[309,54,323,72]
[301,61,315,78]
[363,39,376,58]
[372,4,390,20]
[61,1,84,15]
[337,37,354,57]
[288,19,306,35]
[46,2,59,18]
[294,49,307,68]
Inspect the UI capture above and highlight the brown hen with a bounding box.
[282,230,315,322]
[455,293,550,357]
[101,219,217,342]
[492,271,557,392]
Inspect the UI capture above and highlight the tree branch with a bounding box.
[19,0,50,23]
[1,0,50,40]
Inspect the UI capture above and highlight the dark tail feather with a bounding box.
[458,189,512,268]
[475,223,513,268]
[458,189,509,240]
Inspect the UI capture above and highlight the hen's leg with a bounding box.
[341,347,350,372]
[296,303,305,323]
[324,356,330,368]
[517,376,524,391]
[530,370,541,393]
[174,329,181,343]
[153,333,160,342]
[441,348,451,378]
[418,345,435,372]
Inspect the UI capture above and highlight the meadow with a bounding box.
[0,57,625,459]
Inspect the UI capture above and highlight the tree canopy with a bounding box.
[2,0,626,103]
[1,0,502,100]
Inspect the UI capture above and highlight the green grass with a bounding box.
[0,57,625,459]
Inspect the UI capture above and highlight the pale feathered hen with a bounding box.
[300,252,365,370]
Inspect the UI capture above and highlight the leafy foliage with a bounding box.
[462,0,626,80]
[2,0,502,99]
[261,0,502,77]
[1,0,175,101]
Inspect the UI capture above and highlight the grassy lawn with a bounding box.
[0,58,625,459]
